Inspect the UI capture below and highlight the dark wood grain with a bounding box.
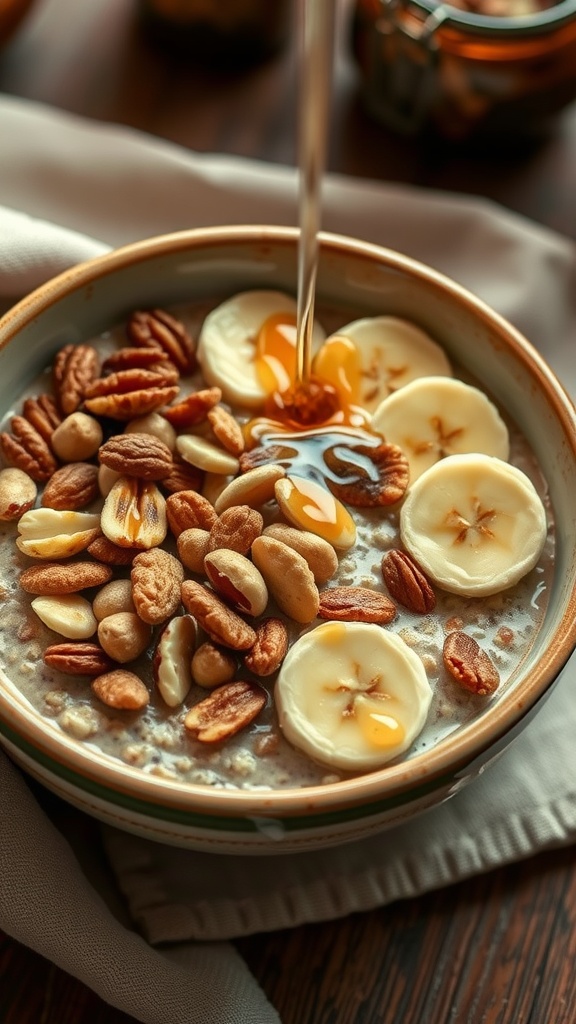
[1,2,575,1022]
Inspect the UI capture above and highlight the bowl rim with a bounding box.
[1,223,575,817]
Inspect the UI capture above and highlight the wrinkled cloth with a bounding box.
[1,94,575,1023]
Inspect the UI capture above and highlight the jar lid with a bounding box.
[398,0,576,36]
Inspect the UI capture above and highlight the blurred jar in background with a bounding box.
[351,0,576,140]
[139,0,293,68]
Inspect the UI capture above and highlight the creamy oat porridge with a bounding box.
[0,292,553,790]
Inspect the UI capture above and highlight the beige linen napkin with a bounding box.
[1,95,576,1020]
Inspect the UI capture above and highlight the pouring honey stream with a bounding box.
[242,1,399,538]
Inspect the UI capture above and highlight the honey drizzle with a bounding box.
[244,424,385,492]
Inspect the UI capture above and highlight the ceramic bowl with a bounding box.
[0,226,575,854]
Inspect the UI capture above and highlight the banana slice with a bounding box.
[275,621,432,772]
[197,290,326,409]
[312,316,452,414]
[400,453,548,597]
[371,376,510,481]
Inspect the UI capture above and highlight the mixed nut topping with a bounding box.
[0,297,552,783]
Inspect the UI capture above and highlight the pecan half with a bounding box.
[207,405,245,455]
[41,462,100,510]
[101,347,170,372]
[181,579,257,650]
[43,642,114,675]
[0,415,58,482]
[84,385,179,421]
[381,549,436,614]
[98,433,173,481]
[184,679,266,743]
[443,631,500,696]
[127,308,196,375]
[318,586,397,623]
[85,367,172,397]
[325,442,409,507]
[161,387,222,428]
[22,394,63,444]
[244,617,289,677]
[53,344,99,414]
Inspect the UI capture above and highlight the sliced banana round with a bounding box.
[275,621,432,772]
[197,290,326,409]
[313,316,452,415]
[400,453,548,597]
[371,376,510,482]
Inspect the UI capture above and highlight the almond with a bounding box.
[131,548,185,625]
[251,535,319,624]
[318,586,397,624]
[41,462,100,511]
[91,668,150,710]
[184,680,266,743]
[176,434,239,476]
[19,560,113,595]
[92,578,136,620]
[181,579,257,650]
[213,463,286,514]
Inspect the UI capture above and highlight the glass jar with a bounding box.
[351,0,576,140]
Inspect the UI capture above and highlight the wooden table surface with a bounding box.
[1,1,576,1022]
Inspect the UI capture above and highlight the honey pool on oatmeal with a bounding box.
[0,294,554,790]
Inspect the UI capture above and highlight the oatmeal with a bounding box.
[0,294,554,789]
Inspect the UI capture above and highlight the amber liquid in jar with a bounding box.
[351,0,576,139]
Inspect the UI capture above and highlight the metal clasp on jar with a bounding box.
[364,0,449,133]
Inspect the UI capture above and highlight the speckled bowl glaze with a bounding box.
[1,226,575,854]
